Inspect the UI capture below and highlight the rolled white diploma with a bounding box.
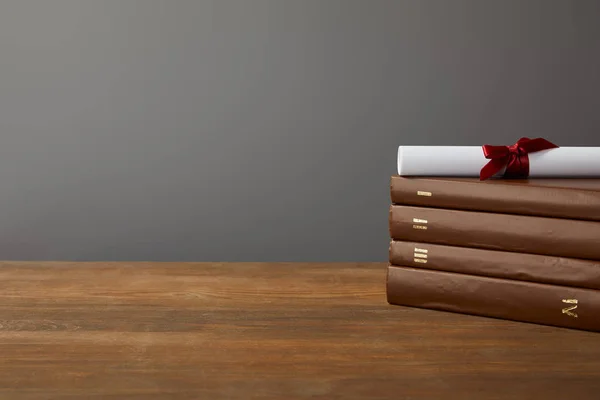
[397,146,600,177]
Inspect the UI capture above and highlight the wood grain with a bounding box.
[0,262,598,399]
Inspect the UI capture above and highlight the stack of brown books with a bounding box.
[386,176,600,332]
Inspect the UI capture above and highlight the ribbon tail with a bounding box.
[519,137,559,153]
[480,158,506,180]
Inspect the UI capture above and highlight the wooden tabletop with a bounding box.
[1,262,599,399]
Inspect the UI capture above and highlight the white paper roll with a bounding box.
[397,146,600,177]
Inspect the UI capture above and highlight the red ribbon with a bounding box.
[480,137,559,180]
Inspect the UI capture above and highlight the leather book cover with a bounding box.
[390,175,600,221]
[389,240,600,291]
[386,265,600,332]
[389,204,600,260]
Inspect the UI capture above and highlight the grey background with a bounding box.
[0,0,599,262]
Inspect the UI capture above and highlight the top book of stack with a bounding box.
[390,176,600,221]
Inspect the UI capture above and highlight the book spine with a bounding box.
[386,265,600,332]
[389,205,600,260]
[390,176,600,221]
[389,240,600,291]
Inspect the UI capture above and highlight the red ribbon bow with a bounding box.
[480,137,559,180]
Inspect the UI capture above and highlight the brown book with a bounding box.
[389,240,600,291]
[386,265,600,332]
[390,176,600,221]
[389,204,600,260]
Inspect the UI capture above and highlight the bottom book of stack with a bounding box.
[386,241,600,332]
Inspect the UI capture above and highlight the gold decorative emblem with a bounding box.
[562,299,578,318]
[414,248,428,264]
[412,218,428,230]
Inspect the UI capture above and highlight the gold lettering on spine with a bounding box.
[417,191,432,197]
[412,218,428,230]
[414,248,428,264]
[562,299,578,318]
